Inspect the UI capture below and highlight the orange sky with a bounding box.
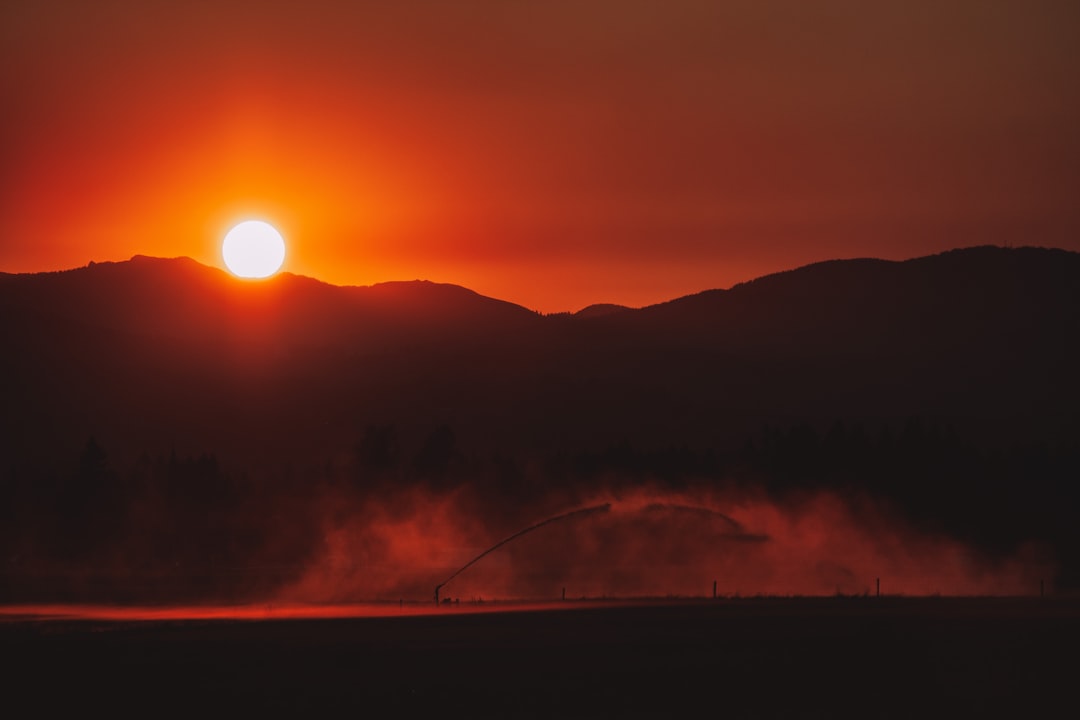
[2,1,1079,312]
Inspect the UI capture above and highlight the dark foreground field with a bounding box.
[3,598,1077,718]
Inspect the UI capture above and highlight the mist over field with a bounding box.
[279,485,1049,603]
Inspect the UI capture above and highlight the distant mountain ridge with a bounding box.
[1,245,1077,470]
[0,254,537,340]
[574,303,631,318]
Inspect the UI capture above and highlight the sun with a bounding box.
[222,220,286,278]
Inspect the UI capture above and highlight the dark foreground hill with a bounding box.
[1,245,1078,599]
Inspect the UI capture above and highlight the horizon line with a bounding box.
[2,243,1070,315]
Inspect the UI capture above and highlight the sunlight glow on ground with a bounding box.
[0,601,621,622]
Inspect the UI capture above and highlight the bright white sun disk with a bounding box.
[222,221,286,278]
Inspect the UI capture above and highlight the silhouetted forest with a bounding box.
[1,416,1077,601]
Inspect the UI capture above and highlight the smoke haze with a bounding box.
[278,485,1050,603]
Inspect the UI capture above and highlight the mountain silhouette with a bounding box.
[2,245,1077,469]
[574,303,631,318]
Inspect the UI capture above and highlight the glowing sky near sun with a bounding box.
[2,1,1078,311]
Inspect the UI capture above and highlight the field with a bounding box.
[3,597,1076,717]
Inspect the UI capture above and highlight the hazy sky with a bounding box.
[3,0,1078,311]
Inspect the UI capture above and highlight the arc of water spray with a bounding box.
[435,503,612,603]
[640,502,744,530]
[638,502,769,542]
